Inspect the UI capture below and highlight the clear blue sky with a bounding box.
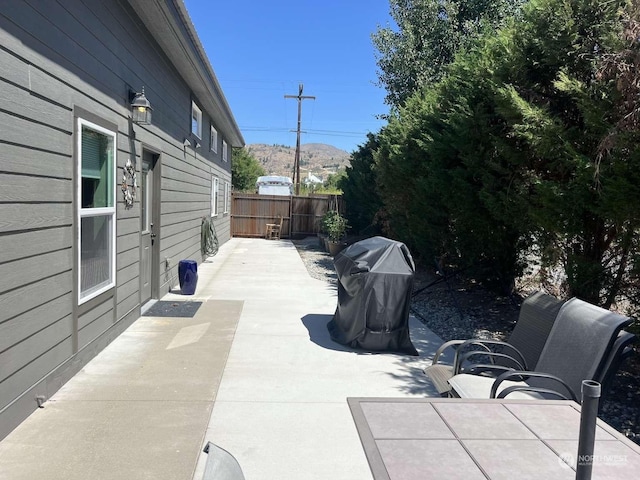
[183,0,394,154]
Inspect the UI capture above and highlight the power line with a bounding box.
[240,127,370,137]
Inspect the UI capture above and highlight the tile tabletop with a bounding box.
[348,397,640,480]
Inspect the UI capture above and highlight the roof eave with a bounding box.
[127,0,244,147]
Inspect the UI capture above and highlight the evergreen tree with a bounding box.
[377,41,531,289]
[376,0,640,303]
[490,0,639,304]
[338,134,385,235]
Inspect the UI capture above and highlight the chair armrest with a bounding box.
[490,371,577,402]
[455,339,528,370]
[496,385,574,401]
[456,351,525,374]
[432,340,465,364]
[465,363,517,375]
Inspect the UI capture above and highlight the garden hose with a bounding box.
[201,216,219,257]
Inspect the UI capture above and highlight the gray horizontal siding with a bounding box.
[0,227,72,264]
[116,262,138,287]
[116,288,139,321]
[160,189,210,203]
[0,293,72,354]
[156,145,232,296]
[0,74,73,131]
[0,174,70,203]
[0,271,73,322]
[117,232,140,255]
[0,0,235,439]
[0,315,73,385]
[0,203,73,233]
[0,143,71,179]
[118,246,140,271]
[0,336,73,413]
[117,217,141,237]
[78,298,114,350]
[116,275,138,305]
[161,229,200,255]
[0,110,71,153]
[160,201,209,215]
[0,249,72,295]
[214,215,231,244]
[162,177,210,196]
[78,309,113,350]
[0,42,74,361]
[117,200,140,220]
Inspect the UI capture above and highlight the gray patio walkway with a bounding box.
[0,238,444,480]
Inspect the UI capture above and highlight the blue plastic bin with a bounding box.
[178,260,198,295]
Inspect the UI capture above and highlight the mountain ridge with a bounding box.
[246,143,351,181]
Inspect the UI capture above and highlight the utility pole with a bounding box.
[285,83,315,195]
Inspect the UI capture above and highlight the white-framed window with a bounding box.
[211,176,219,217]
[210,126,218,153]
[222,140,228,162]
[191,101,202,138]
[224,181,230,214]
[77,118,116,304]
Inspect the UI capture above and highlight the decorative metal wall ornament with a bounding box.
[121,158,137,208]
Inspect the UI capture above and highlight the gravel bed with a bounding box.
[292,236,640,445]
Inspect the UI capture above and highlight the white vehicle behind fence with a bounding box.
[256,175,293,196]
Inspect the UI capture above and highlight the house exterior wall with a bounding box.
[0,0,241,440]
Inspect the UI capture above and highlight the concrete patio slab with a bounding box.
[215,318,440,404]
[0,238,445,480]
[0,298,242,480]
[205,401,372,480]
[0,400,211,480]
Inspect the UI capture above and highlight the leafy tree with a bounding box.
[372,0,524,109]
[231,148,265,192]
[322,170,346,193]
[338,133,384,234]
[376,0,640,303]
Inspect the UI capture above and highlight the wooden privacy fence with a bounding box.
[231,193,344,238]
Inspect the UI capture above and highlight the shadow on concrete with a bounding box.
[302,313,444,396]
[301,313,442,358]
[301,313,353,352]
[383,317,449,396]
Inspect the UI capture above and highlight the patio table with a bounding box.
[347,397,640,480]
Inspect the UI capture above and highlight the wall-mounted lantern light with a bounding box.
[129,87,152,125]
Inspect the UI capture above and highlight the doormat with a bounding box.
[142,301,203,318]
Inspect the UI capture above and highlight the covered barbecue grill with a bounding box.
[327,236,418,355]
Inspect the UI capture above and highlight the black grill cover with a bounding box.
[327,236,418,355]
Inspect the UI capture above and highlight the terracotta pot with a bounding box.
[328,240,347,257]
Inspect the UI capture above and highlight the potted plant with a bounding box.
[324,210,349,256]
[317,213,329,249]
[320,210,337,251]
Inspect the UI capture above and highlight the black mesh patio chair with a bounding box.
[448,298,634,402]
[423,291,565,395]
[597,330,636,396]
